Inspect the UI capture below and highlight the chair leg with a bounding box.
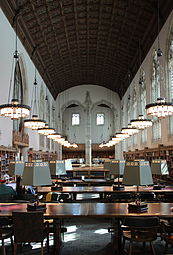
[150,242,156,255]
[1,239,6,255]
[13,243,17,255]
[41,241,44,255]
[47,235,49,254]
[129,241,133,255]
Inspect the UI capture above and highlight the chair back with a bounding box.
[123,216,159,228]
[12,211,45,243]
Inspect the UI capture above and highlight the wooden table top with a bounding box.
[0,202,173,218]
[68,167,109,172]
[37,185,173,194]
[52,178,115,184]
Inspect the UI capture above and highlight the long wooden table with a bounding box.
[38,185,173,201]
[1,202,173,254]
[52,178,115,186]
[66,166,110,178]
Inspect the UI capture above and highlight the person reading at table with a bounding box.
[0,179,16,196]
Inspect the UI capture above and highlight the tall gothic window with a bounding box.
[13,61,23,132]
[127,98,131,149]
[151,49,161,102]
[39,84,45,148]
[140,69,147,144]
[132,85,138,146]
[168,26,173,135]
[151,49,161,140]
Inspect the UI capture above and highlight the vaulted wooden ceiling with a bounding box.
[1,0,173,99]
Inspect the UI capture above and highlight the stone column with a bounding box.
[84,91,92,166]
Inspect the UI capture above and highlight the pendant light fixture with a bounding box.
[129,42,152,129]
[38,102,55,135]
[121,124,139,136]
[145,0,173,118]
[24,69,46,130]
[0,7,30,119]
[131,115,152,130]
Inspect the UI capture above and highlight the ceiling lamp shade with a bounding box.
[0,100,30,120]
[71,143,78,148]
[115,132,130,140]
[145,98,173,118]
[38,124,55,136]
[0,15,31,119]
[56,137,66,144]
[24,70,46,130]
[121,124,139,136]
[24,115,46,130]
[47,133,61,140]
[130,115,152,129]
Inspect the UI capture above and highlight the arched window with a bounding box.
[151,49,161,140]
[140,69,147,144]
[168,24,173,135]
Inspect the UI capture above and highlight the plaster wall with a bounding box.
[0,9,55,155]
[121,10,173,156]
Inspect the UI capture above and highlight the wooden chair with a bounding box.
[161,219,173,252]
[139,192,156,202]
[0,217,13,255]
[12,211,49,255]
[121,216,160,255]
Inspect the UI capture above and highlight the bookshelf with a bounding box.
[0,146,17,177]
[28,149,58,162]
[123,144,173,176]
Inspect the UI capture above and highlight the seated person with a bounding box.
[26,186,36,195]
[0,179,16,196]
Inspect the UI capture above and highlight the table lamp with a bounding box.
[8,161,25,195]
[123,161,153,212]
[49,160,67,190]
[8,161,24,176]
[151,160,168,189]
[110,160,125,190]
[21,161,52,211]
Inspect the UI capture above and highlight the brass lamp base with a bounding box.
[27,202,46,211]
[112,184,124,191]
[128,202,148,213]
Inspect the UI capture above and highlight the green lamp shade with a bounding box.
[21,162,52,186]
[110,160,125,175]
[8,161,24,176]
[123,161,153,186]
[151,160,169,175]
[49,160,66,176]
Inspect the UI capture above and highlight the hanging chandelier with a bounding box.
[47,133,62,140]
[115,132,130,140]
[24,70,46,130]
[121,124,139,136]
[146,97,173,118]
[130,115,152,129]
[38,124,55,136]
[0,13,30,119]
